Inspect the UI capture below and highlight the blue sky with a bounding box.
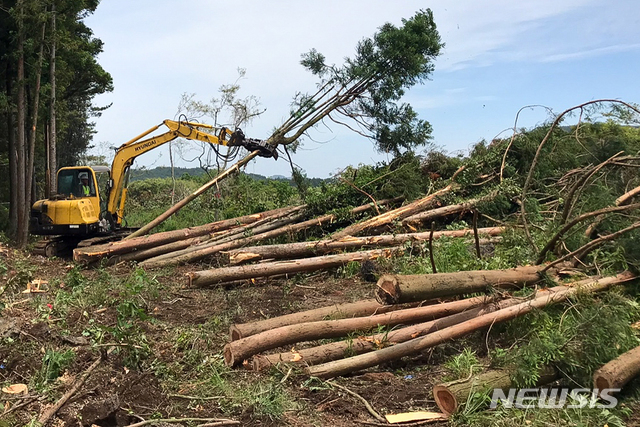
[85,0,640,178]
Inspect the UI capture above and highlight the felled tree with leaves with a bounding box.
[130,9,443,237]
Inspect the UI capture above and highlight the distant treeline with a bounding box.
[129,166,326,187]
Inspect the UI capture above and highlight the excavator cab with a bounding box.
[30,167,104,237]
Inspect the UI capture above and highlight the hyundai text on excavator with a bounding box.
[29,119,277,256]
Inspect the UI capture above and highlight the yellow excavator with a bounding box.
[30,119,277,256]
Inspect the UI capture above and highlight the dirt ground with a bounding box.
[0,244,453,427]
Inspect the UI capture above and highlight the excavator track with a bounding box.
[33,228,137,258]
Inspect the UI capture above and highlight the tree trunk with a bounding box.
[223,227,505,265]
[306,272,635,379]
[593,344,640,392]
[187,248,403,288]
[6,60,17,239]
[48,1,57,195]
[125,150,262,239]
[25,20,47,223]
[402,192,497,227]
[140,198,402,269]
[230,299,422,340]
[15,3,27,248]
[433,366,558,415]
[375,266,545,305]
[140,211,308,267]
[332,184,456,238]
[253,296,522,370]
[73,206,299,263]
[225,292,495,367]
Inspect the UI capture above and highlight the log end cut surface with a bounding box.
[433,385,458,416]
[376,275,400,305]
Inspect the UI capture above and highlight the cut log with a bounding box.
[433,366,558,415]
[332,184,457,238]
[375,266,545,305]
[139,198,402,269]
[140,211,308,268]
[402,192,497,227]
[73,205,301,263]
[223,227,505,265]
[230,299,423,341]
[593,344,640,392]
[187,248,403,288]
[253,295,523,370]
[225,293,495,367]
[306,272,636,379]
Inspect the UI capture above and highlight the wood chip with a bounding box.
[385,411,447,424]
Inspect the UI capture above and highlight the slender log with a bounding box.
[253,296,524,370]
[402,192,497,227]
[433,366,558,415]
[593,344,640,392]
[616,185,640,206]
[225,293,496,367]
[332,183,457,238]
[230,299,423,341]
[187,248,403,288]
[126,150,262,239]
[375,266,545,305]
[140,211,308,268]
[306,272,636,379]
[72,205,298,263]
[537,202,640,264]
[140,198,402,269]
[223,227,505,265]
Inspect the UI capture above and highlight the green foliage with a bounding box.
[444,348,482,381]
[496,290,640,388]
[35,349,75,388]
[299,9,442,155]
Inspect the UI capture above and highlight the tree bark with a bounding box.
[306,272,635,379]
[140,211,308,268]
[402,193,496,227]
[593,344,640,392]
[140,198,402,269]
[188,248,402,288]
[15,2,27,248]
[253,296,522,370]
[332,184,456,238]
[375,266,545,305]
[125,150,262,239]
[73,206,299,263]
[616,185,640,206]
[433,366,558,415]
[230,299,422,340]
[225,291,494,367]
[48,1,57,195]
[223,227,505,265]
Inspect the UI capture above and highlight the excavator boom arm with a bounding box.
[106,119,276,228]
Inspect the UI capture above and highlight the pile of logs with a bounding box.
[223,269,636,378]
[73,187,503,287]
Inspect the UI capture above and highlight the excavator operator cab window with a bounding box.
[57,169,96,198]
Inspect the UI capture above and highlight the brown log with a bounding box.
[433,366,558,415]
[230,299,423,341]
[593,344,640,392]
[225,293,494,367]
[126,150,262,239]
[402,193,497,227]
[72,205,300,263]
[139,198,402,269]
[140,211,308,268]
[306,272,636,379]
[187,248,403,288]
[223,227,505,265]
[253,295,523,370]
[616,185,640,206]
[332,184,456,238]
[375,266,545,305]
